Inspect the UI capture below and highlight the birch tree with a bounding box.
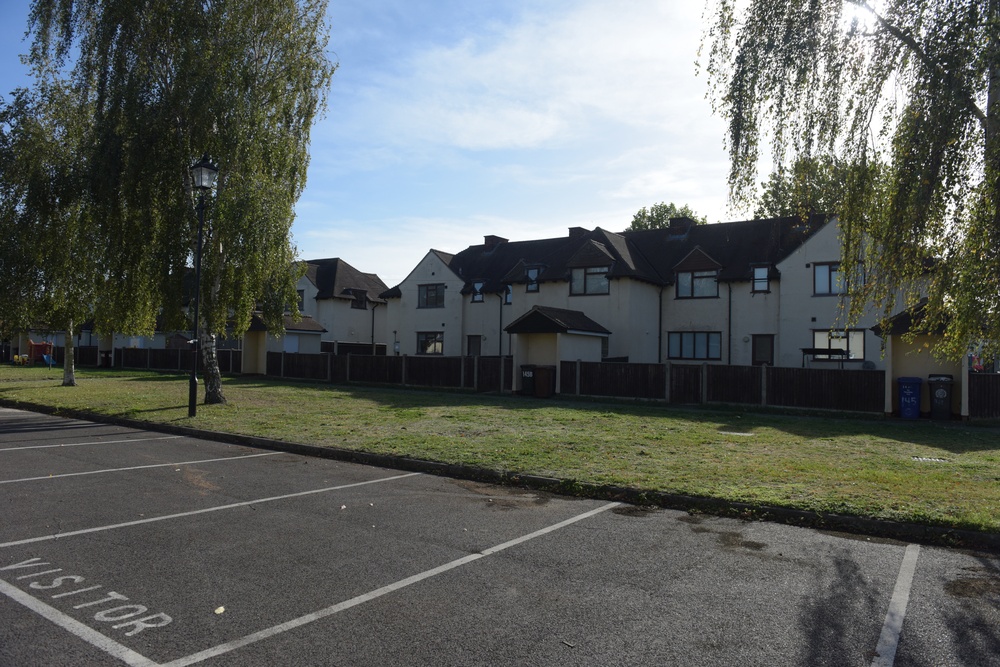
[703,0,1000,359]
[28,0,335,404]
[0,82,97,386]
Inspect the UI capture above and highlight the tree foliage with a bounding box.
[13,0,335,400]
[703,0,1000,359]
[627,201,709,231]
[0,81,97,385]
[754,155,858,219]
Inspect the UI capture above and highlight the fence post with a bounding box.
[760,364,768,406]
[664,362,671,403]
[701,363,708,404]
[499,357,505,393]
[346,354,351,382]
[473,356,479,391]
[281,352,285,379]
[327,353,332,383]
[401,355,407,386]
[576,359,581,396]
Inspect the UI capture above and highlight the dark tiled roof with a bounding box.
[248,313,327,333]
[303,258,388,305]
[504,306,611,335]
[381,215,831,298]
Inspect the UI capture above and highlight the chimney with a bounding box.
[668,217,694,237]
[568,227,588,239]
[484,235,508,250]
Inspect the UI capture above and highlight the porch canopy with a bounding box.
[504,305,611,337]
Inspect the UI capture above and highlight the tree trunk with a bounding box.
[62,320,77,387]
[200,331,226,404]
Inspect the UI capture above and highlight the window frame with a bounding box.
[752,266,770,293]
[813,262,845,296]
[525,268,540,293]
[811,329,865,360]
[667,331,723,360]
[416,331,444,355]
[417,283,446,308]
[350,290,367,310]
[503,284,512,305]
[471,281,485,303]
[570,266,611,296]
[676,269,719,299]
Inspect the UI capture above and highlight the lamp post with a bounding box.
[189,155,219,418]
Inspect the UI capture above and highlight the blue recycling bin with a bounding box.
[897,377,922,419]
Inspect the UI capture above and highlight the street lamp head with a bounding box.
[191,155,219,191]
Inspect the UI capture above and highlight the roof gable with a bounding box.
[504,306,611,335]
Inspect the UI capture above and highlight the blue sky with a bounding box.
[0,0,737,286]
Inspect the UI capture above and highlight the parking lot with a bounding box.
[0,406,997,666]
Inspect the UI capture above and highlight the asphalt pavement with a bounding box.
[0,407,997,666]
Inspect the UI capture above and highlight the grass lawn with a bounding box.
[2,365,998,534]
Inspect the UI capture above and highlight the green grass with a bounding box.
[3,365,999,534]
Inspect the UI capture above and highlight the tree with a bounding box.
[0,81,98,387]
[754,156,855,219]
[26,0,335,404]
[627,202,709,231]
[703,0,1000,359]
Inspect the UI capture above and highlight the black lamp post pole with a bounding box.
[188,192,206,418]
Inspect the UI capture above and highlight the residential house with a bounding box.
[380,215,887,392]
[297,258,389,355]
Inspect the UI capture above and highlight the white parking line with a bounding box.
[160,501,621,667]
[0,452,280,485]
[0,472,423,549]
[0,435,182,453]
[0,578,159,667]
[870,543,921,667]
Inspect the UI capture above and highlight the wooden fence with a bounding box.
[266,352,515,392]
[969,373,1000,419]
[40,346,998,418]
[558,360,886,413]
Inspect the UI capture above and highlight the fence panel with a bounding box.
[405,356,463,388]
[707,365,762,405]
[120,348,148,369]
[578,362,665,399]
[766,367,884,412]
[148,348,182,371]
[350,355,404,384]
[969,373,1000,419]
[669,364,702,404]
[560,361,577,395]
[280,353,328,380]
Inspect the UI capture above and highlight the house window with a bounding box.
[570,266,610,295]
[526,268,540,293]
[752,334,774,366]
[418,283,445,308]
[668,332,722,360]
[812,329,865,360]
[503,284,512,305]
[601,337,609,359]
[814,263,844,295]
[676,270,718,298]
[416,331,444,355]
[752,266,770,293]
[471,281,484,303]
[351,290,367,310]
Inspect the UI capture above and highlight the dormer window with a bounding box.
[504,284,512,304]
[351,290,367,310]
[570,266,610,295]
[526,267,540,293]
[471,281,484,303]
[752,266,770,293]
[676,269,718,298]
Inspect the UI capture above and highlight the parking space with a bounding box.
[1,408,997,666]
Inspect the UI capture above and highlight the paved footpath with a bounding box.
[0,407,997,666]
